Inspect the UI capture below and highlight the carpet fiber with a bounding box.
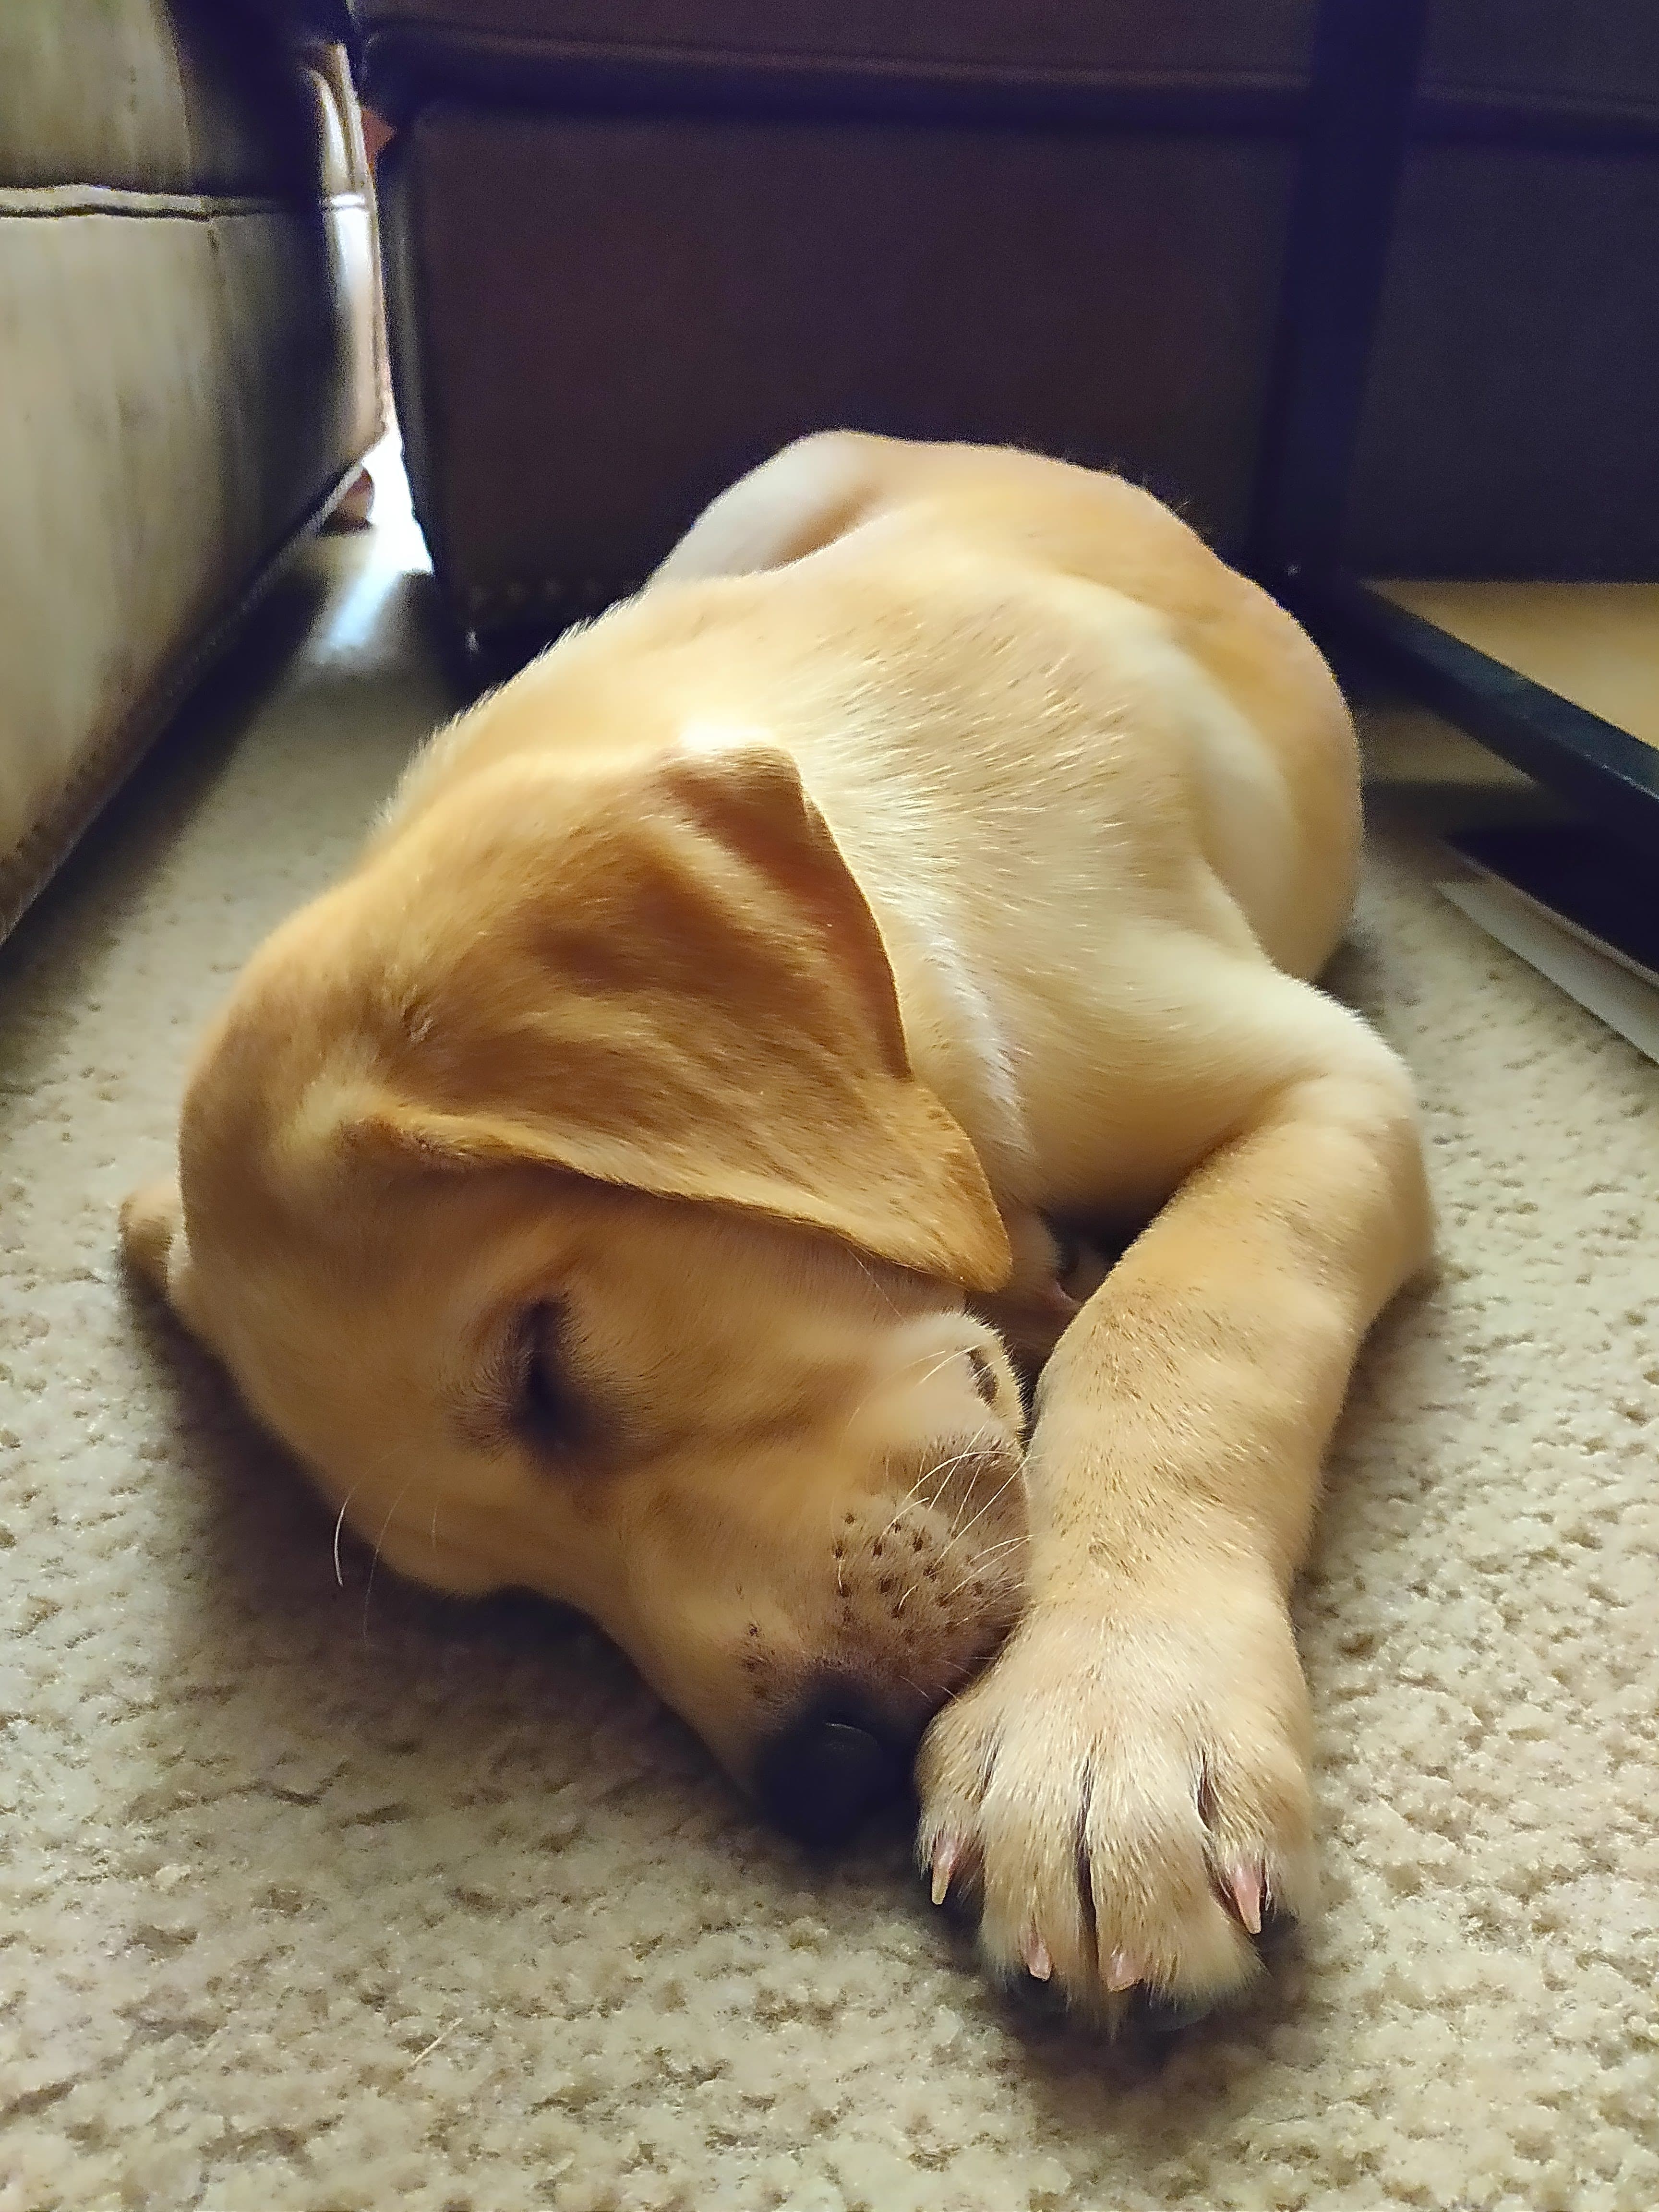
[4,505,1658,2212]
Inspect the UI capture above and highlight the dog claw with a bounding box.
[1226,1862,1264,1935]
[1105,1948,1141,1993]
[929,1836,961,1907]
[1022,1931,1052,1982]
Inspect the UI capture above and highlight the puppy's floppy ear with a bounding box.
[357,740,1012,1292]
[119,1178,212,1340]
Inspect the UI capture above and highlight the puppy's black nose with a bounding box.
[756,1710,909,1847]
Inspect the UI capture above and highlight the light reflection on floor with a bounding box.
[308,433,435,667]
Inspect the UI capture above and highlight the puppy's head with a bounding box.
[123,738,1027,1841]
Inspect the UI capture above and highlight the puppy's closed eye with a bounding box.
[499,1302,586,1455]
[522,1302,590,1453]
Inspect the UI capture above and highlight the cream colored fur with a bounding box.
[121,433,1431,2023]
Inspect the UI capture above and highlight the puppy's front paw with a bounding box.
[916,1574,1316,2027]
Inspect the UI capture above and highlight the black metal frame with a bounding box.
[1287,576,1659,855]
[1250,0,1659,857]
[1248,0,1431,575]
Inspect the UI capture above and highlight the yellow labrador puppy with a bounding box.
[121,434,1430,2025]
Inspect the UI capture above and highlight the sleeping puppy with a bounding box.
[121,433,1431,2023]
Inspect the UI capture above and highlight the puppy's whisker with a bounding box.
[849,1253,903,1318]
[929,1433,994,1489]
[877,1429,1008,1614]
[361,1476,421,1639]
[332,1491,359,1590]
[943,1457,1018,1540]
[932,1465,1022,1575]
[926,1426,1002,1519]
[916,1347,973,1390]
[327,1436,408,1589]
[945,1536,1026,1599]
[841,1344,974,1436]
[950,1532,1025,1576]
[962,1533,1026,1572]
[874,1458,934,1549]
[927,1426,996,1487]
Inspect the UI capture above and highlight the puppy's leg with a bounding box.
[918,976,1431,2021]
[649,432,886,585]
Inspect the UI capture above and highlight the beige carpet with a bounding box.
[5,497,1659,2212]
